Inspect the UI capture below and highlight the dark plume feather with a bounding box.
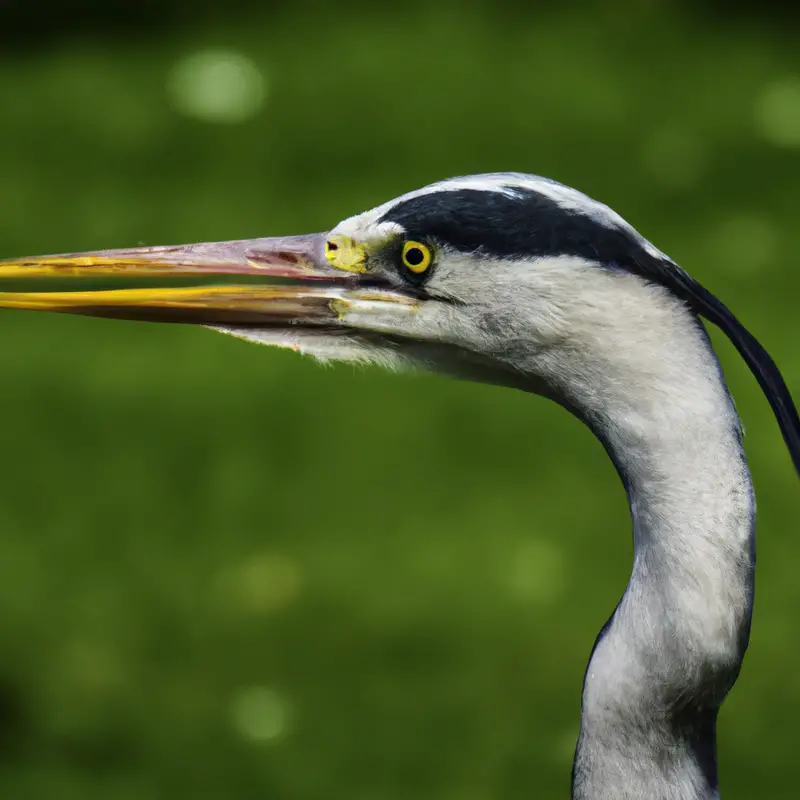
[642,257,800,479]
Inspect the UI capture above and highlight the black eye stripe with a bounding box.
[380,187,652,271]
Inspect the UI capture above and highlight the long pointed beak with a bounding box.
[0,233,366,325]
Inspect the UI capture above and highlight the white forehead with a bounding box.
[331,172,667,260]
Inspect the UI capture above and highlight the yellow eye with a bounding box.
[401,241,433,274]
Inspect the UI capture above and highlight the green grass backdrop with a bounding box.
[0,3,798,797]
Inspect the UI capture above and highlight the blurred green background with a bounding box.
[0,1,798,797]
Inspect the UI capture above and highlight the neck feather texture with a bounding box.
[525,274,755,800]
[571,365,754,799]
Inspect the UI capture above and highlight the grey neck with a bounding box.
[556,319,755,800]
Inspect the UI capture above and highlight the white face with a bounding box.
[212,173,682,403]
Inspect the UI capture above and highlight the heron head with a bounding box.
[1,173,798,472]
[0,174,682,392]
[291,174,684,396]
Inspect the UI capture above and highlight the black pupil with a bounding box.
[405,247,425,266]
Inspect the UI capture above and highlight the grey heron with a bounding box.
[0,173,798,799]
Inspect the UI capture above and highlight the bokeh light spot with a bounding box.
[168,49,267,123]
[755,76,800,148]
[507,540,566,605]
[705,213,779,276]
[230,686,289,743]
